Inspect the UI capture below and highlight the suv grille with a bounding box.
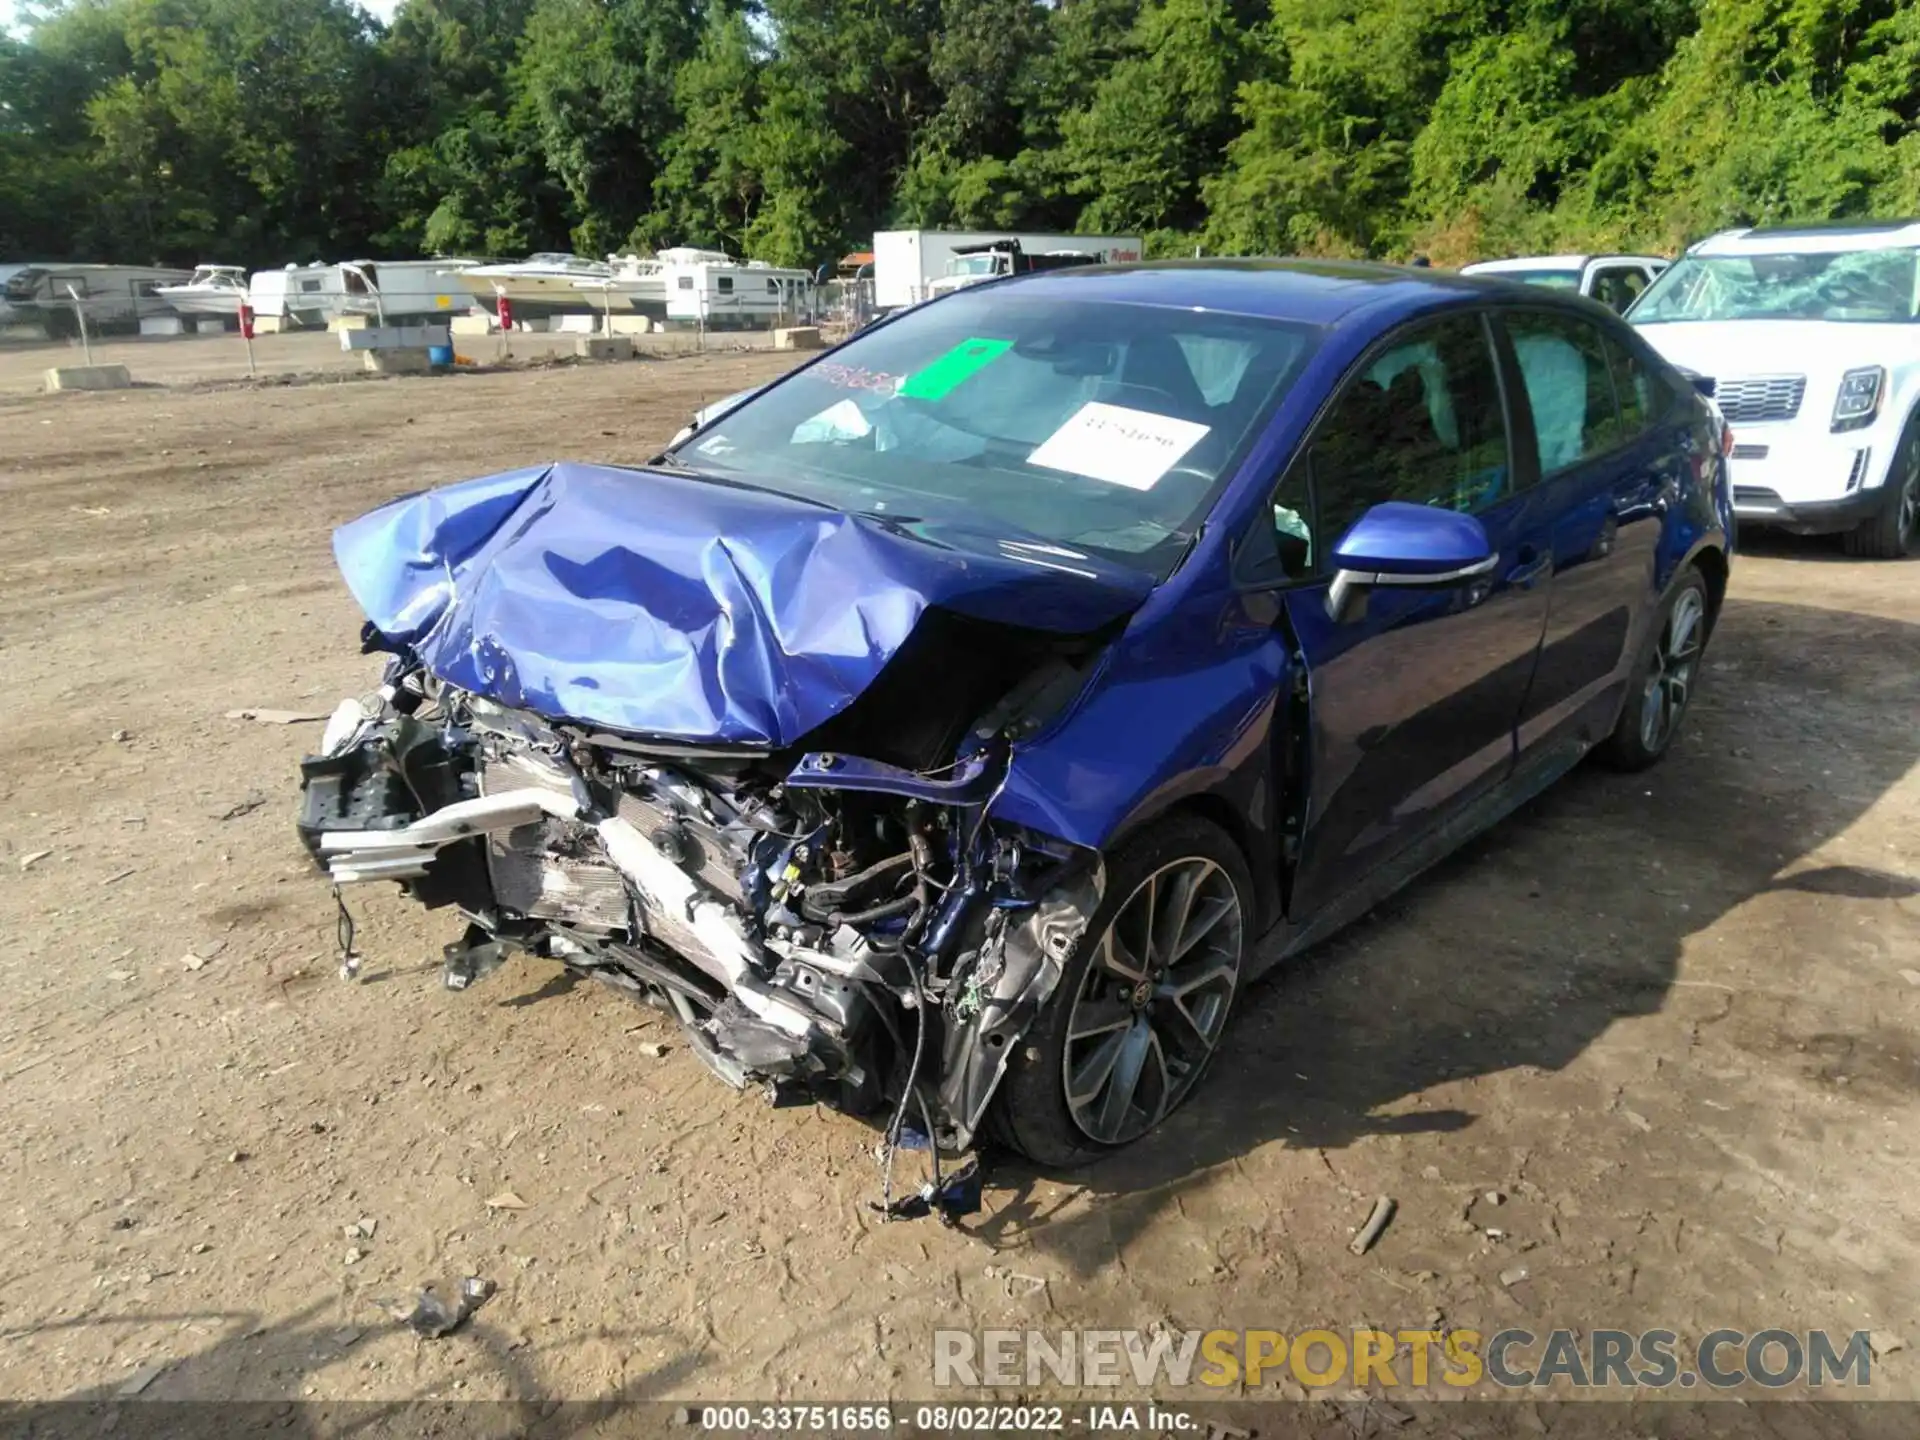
[1711,375,1806,424]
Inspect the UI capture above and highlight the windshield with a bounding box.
[948,255,1002,277]
[1632,247,1920,323]
[672,290,1318,579]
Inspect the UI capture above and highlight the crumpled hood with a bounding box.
[333,461,1154,747]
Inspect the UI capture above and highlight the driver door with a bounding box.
[1270,312,1555,923]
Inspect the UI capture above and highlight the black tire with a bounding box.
[1599,566,1711,772]
[988,813,1253,1167]
[1842,424,1919,559]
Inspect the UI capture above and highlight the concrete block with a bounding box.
[140,315,184,337]
[44,364,133,393]
[554,314,602,334]
[450,314,495,337]
[190,317,231,334]
[774,326,824,351]
[329,314,373,332]
[254,314,286,334]
[574,336,632,361]
[609,315,656,335]
[362,348,433,375]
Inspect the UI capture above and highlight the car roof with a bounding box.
[1461,255,1590,273]
[1692,220,1920,255]
[1460,254,1667,273]
[977,258,1507,327]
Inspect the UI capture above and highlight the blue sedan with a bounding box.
[301,260,1732,1175]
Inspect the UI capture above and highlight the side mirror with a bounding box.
[1327,502,1497,621]
[1675,367,1715,400]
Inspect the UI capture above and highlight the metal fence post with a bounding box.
[65,285,93,366]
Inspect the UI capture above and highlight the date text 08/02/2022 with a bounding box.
[693,1404,1212,1434]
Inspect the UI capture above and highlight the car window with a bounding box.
[1505,310,1623,475]
[1588,266,1649,313]
[1601,334,1667,437]
[1307,314,1511,551]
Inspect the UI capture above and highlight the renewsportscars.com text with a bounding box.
[933,1327,1876,1391]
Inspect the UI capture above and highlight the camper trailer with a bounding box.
[335,259,480,324]
[249,259,478,329]
[1,263,194,335]
[662,249,813,329]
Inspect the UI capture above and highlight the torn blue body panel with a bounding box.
[333,461,1153,750]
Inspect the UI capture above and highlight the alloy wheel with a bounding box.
[1061,857,1244,1146]
[1639,587,1705,754]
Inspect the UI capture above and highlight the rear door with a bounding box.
[1270,311,1555,920]
[1497,307,1677,757]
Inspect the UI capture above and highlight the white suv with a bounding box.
[1629,221,1920,558]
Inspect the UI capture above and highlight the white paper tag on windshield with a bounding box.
[1027,402,1211,491]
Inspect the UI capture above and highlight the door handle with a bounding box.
[1505,547,1551,589]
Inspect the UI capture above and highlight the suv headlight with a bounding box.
[1831,366,1885,431]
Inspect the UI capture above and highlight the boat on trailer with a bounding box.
[154,265,250,318]
[455,254,613,324]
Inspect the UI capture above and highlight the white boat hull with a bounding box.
[457,272,615,323]
[155,288,247,319]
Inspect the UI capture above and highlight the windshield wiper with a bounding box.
[645,450,707,474]
[640,457,844,512]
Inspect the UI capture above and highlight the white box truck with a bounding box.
[871,230,1144,312]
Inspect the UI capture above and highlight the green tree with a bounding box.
[510,0,702,252]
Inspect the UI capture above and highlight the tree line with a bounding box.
[4,0,1919,272]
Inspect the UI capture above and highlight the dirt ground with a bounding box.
[1,348,1916,1422]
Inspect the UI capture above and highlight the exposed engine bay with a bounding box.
[297,629,1106,1204]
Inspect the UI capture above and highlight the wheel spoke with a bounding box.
[1158,992,1221,1052]
[1066,1027,1128,1106]
[1150,865,1200,967]
[1640,679,1664,748]
[1141,1029,1175,1126]
[1100,926,1147,982]
[1170,893,1236,963]
[1158,956,1236,1000]
[1093,1020,1152,1136]
[1068,993,1133,1041]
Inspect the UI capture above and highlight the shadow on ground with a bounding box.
[1,1300,704,1437]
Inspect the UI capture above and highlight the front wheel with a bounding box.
[1842,428,1918,559]
[988,814,1252,1167]
[1599,567,1710,772]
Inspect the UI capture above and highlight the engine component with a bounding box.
[299,677,1105,1163]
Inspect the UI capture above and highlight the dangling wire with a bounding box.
[878,952,927,1219]
[334,886,361,982]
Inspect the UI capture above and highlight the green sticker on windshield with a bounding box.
[898,337,1012,401]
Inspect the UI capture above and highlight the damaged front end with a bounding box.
[298,644,1104,1159]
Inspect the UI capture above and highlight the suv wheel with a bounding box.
[988,814,1251,1167]
[1843,423,1919,559]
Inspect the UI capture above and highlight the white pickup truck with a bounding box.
[1460,253,1668,311]
[1629,221,1920,559]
